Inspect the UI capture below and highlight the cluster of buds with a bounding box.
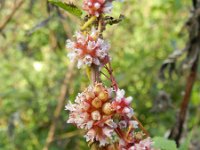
[65,83,115,146]
[67,28,110,69]
[119,137,153,150]
[65,83,153,148]
[83,0,124,17]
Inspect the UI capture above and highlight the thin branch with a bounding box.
[132,115,149,138]
[168,55,199,145]
[43,63,75,150]
[0,0,24,32]
[168,0,200,145]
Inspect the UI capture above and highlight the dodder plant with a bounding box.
[50,0,154,149]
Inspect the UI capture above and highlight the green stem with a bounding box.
[81,16,97,31]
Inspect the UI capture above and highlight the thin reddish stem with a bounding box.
[132,115,149,138]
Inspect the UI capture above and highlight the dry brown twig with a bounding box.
[0,0,24,32]
[167,0,200,145]
[43,62,75,150]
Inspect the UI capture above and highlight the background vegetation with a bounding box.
[0,0,199,150]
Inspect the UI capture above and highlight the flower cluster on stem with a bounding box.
[65,0,154,149]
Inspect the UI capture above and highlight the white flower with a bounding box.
[134,137,154,150]
[99,138,108,146]
[105,119,117,128]
[67,52,76,62]
[129,120,138,128]
[66,39,75,49]
[93,58,100,65]
[77,60,84,69]
[122,107,131,113]
[116,89,125,101]
[86,120,94,129]
[83,55,93,66]
[87,40,96,50]
[125,96,133,105]
[102,2,113,14]
[127,108,134,118]
[65,102,75,111]
[85,129,96,142]
[66,30,110,68]
[94,2,101,9]
[100,41,110,52]
[91,110,101,120]
[96,49,107,59]
[103,127,113,137]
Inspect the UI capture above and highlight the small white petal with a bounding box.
[103,127,113,137]
[91,110,101,121]
[66,39,75,49]
[65,102,75,111]
[123,107,130,113]
[88,2,92,6]
[116,89,125,101]
[84,129,96,142]
[94,2,101,9]
[83,55,93,66]
[93,58,100,65]
[117,106,121,109]
[129,120,138,128]
[86,120,94,129]
[102,2,113,13]
[127,108,134,118]
[87,40,96,50]
[67,52,76,62]
[96,49,107,59]
[77,60,83,69]
[99,138,108,146]
[124,96,133,105]
[90,27,99,38]
[105,119,117,128]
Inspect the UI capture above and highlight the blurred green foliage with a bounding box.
[0,0,199,150]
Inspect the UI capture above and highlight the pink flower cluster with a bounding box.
[120,137,154,150]
[65,83,115,146]
[65,83,154,149]
[83,0,124,17]
[66,28,110,69]
[65,0,155,149]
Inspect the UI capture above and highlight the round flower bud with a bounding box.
[134,132,144,140]
[91,110,101,121]
[94,84,102,94]
[92,97,102,109]
[86,91,95,100]
[98,91,108,102]
[102,102,113,115]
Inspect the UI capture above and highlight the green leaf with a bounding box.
[48,0,82,18]
[153,137,178,150]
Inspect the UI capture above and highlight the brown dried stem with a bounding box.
[0,0,24,32]
[43,63,75,150]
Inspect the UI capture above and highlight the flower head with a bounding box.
[119,137,154,150]
[66,84,152,148]
[66,29,110,68]
[112,89,134,119]
[66,83,115,146]
[83,0,124,17]
[83,0,112,17]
